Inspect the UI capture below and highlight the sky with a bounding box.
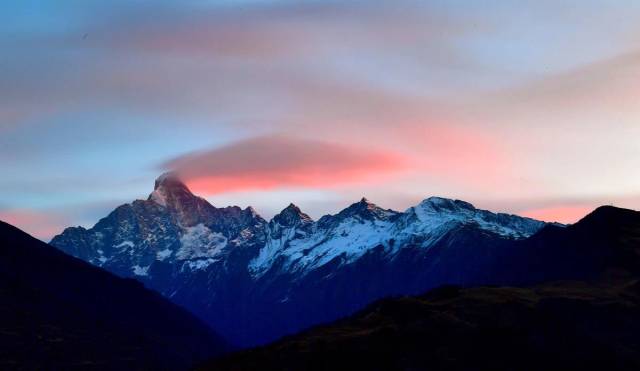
[1,0,640,240]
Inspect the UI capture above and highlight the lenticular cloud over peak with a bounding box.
[162,135,408,194]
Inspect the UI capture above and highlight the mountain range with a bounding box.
[51,172,549,346]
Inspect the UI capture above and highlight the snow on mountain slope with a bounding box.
[404,197,543,239]
[248,196,545,276]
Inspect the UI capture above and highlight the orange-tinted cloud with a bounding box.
[520,205,594,224]
[163,135,408,194]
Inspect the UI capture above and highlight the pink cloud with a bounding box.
[311,118,513,190]
[0,209,67,241]
[520,205,594,224]
[163,135,408,194]
[403,123,510,185]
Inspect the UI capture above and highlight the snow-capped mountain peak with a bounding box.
[406,196,545,239]
[149,172,197,208]
[272,203,313,227]
[417,196,476,212]
[320,197,399,226]
[245,206,260,218]
[154,171,184,190]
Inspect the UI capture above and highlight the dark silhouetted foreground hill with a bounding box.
[0,220,229,370]
[201,206,640,371]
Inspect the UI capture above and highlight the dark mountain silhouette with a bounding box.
[493,205,640,283]
[200,206,640,371]
[0,220,230,370]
